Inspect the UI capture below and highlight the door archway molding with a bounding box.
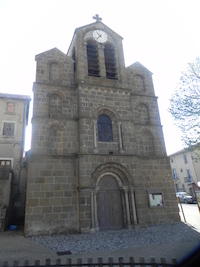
[95,172,123,190]
[90,163,138,231]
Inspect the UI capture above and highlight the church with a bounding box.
[25,16,179,235]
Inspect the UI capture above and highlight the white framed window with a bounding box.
[0,158,13,180]
[2,121,15,137]
[6,102,15,114]
[172,168,178,180]
[0,158,13,167]
[186,169,192,182]
[184,154,188,164]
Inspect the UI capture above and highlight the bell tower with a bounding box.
[25,16,179,236]
[67,16,125,86]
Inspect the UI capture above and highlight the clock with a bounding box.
[93,30,108,43]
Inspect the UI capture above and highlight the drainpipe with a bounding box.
[17,102,26,194]
[75,83,81,233]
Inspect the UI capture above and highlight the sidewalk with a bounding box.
[0,222,200,266]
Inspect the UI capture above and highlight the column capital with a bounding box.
[122,186,129,192]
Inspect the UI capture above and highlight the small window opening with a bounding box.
[184,154,188,164]
[72,48,76,72]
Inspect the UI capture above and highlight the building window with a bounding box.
[2,122,15,136]
[0,160,11,166]
[104,43,117,80]
[98,114,113,142]
[172,168,178,181]
[87,41,100,77]
[186,169,192,183]
[6,102,15,114]
[184,154,188,164]
[72,48,76,73]
[0,159,12,180]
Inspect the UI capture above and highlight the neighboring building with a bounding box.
[0,93,31,230]
[25,16,179,236]
[169,148,200,197]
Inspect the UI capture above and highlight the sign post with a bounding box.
[177,196,186,222]
[192,182,200,214]
[195,191,200,213]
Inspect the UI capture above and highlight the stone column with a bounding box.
[93,120,98,153]
[90,190,95,231]
[117,122,124,153]
[130,189,138,225]
[98,44,106,78]
[94,190,99,230]
[124,188,132,229]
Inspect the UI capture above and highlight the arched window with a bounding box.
[87,41,100,77]
[98,114,113,142]
[104,44,118,80]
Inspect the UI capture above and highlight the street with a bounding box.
[178,203,200,232]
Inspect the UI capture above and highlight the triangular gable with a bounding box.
[67,21,123,56]
[127,61,153,75]
[74,21,123,40]
[35,47,67,61]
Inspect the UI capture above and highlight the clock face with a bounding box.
[93,30,108,43]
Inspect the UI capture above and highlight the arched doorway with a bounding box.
[97,175,123,230]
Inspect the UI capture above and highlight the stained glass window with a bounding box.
[98,114,113,142]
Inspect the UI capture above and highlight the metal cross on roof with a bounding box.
[92,14,102,22]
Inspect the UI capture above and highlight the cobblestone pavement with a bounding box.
[29,223,199,254]
[0,222,200,266]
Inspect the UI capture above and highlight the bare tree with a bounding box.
[169,57,200,150]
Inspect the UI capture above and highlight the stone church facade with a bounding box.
[25,17,179,235]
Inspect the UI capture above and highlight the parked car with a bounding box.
[176,192,195,204]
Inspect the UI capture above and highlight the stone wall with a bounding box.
[25,155,78,235]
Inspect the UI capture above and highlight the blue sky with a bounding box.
[0,0,200,154]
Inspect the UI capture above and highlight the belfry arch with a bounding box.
[90,163,138,231]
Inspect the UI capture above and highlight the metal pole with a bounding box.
[177,197,186,222]
[194,190,200,214]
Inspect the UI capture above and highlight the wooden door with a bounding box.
[97,175,123,230]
